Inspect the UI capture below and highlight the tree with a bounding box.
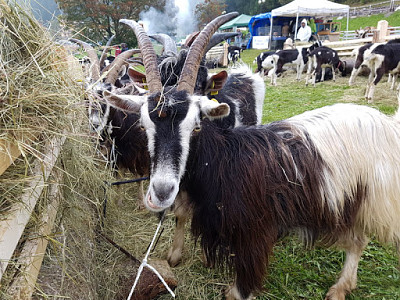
[225,0,288,15]
[55,0,165,46]
[195,0,227,30]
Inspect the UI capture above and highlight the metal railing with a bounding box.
[349,0,400,16]
[340,26,400,40]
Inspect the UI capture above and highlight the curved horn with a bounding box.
[149,33,177,55]
[70,38,100,81]
[183,31,200,48]
[103,49,141,84]
[126,57,144,65]
[119,19,162,93]
[177,12,239,93]
[205,32,240,53]
[99,34,116,68]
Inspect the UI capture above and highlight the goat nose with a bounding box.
[153,182,174,202]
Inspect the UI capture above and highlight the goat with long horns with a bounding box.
[105,11,400,300]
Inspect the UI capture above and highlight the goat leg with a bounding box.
[325,232,368,300]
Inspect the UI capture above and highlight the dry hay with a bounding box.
[0,0,84,213]
[0,1,120,298]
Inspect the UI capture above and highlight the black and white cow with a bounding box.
[305,46,347,87]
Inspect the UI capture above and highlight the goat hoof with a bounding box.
[225,285,254,300]
[167,248,182,267]
[325,286,346,300]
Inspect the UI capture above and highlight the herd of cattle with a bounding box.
[253,37,400,102]
[69,12,400,300]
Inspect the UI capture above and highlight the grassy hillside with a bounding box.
[336,10,400,30]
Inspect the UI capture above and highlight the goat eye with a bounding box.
[140,125,145,131]
[193,125,201,132]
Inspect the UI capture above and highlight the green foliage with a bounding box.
[56,0,165,46]
[225,0,281,15]
[195,0,227,29]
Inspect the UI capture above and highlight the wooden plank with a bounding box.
[385,34,400,41]
[333,45,362,52]
[0,135,66,281]
[322,37,373,47]
[0,132,36,176]
[0,138,21,176]
[7,171,62,299]
[339,51,356,57]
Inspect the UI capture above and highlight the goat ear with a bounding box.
[127,67,147,85]
[103,90,146,113]
[205,71,228,94]
[198,97,230,119]
[119,65,128,77]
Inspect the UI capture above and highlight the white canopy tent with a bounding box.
[270,0,350,41]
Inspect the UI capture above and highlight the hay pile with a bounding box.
[0,1,114,298]
[0,0,83,213]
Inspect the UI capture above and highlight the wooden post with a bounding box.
[372,30,380,43]
[0,135,65,281]
[0,133,36,176]
[7,171,62,299]
[377,20,389,43]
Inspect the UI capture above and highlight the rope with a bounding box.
[109,176,149,186]
[126,217,176,300]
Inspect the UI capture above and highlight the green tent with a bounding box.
[219,14,252,30]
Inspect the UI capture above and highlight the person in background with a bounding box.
[121,43,129,53]
[234,29,242,47]
[114,45,121,56]
[309,18,316,34]
[297,19,312,42]
[282,22,289,37]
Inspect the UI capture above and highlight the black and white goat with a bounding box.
[355,26,372,39]
[227,45,242,65]
[83,16,264,264]
[119,18,264,267]
[270,42,321,85]
[363,42,400,102]
[253,51,275,75]
[348,43,378,86]
[349,39,400,87]
[105,13,400,300]
[305,46,347,86]
[69,37,149,203]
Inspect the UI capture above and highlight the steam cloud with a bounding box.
[140,0,203,39]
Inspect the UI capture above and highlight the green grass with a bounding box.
[336,10,400,31]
